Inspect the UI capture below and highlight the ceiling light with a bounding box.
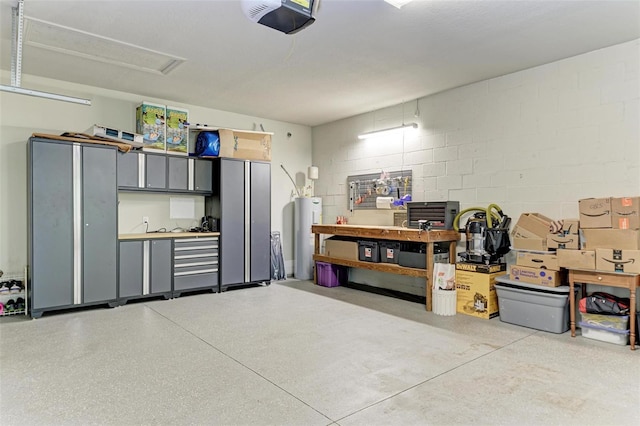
[384,0,414,9]
[357,123,418,140]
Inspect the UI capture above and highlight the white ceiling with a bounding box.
[1,0,639,127]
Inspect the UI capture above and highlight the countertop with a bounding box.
[119,232,220,240]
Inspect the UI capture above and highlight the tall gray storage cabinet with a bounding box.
[210,158,271,291]
[28,138,118,318]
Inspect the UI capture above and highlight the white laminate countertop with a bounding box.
[119,232,220,240]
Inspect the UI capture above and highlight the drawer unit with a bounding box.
[173,237,219,296]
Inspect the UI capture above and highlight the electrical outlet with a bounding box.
[143,216,149,224]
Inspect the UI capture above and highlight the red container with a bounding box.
[316,261,347,287]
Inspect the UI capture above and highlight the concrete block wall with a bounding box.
[312,39,639,226]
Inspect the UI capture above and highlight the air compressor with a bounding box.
[454,204,512,264]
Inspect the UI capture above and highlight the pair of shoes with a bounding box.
[9,280,23,294]
[0,282,9,294]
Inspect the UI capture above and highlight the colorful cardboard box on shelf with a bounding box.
[595,249,640,274]
[516,251,560,271]
[579,197,612,229]
[508,264,565,287]
[557,249,596,270]
[611,197,640,230]
[218,128,272,161]
[136,101,166,152]
[165,106,189,155]
[455,262,505,319]
[580,229,640,250]
[546,233,580,250]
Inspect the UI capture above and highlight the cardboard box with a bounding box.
[455,263,506,319]
[508,265,565,287]
[136,101,166,152]
[546,233,580,250]
[561,219,580,235]
[611,197,640,230]
[166,106,189,155]
[516,251,560,271]
[580,229,640,250]
[511,225,547,251]
[557,249,596,270]
[579,197,612,229]
[512,213,553,238]
[324,237,359,261]
[218,129,272,161]
[595,249,640,274]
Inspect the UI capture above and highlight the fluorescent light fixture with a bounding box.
[384,0,414,9]
[0,84,91,105]
[358,123,418,140]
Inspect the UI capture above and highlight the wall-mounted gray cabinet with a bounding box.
[28,138,118,318]
[118,239,172,303]
[211,158,270,291]
[117,151,212,194]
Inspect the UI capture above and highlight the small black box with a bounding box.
[358,240,380,263]
[379,242,400,264]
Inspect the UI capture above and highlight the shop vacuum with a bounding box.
[454,204,512,264]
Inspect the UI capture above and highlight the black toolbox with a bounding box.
[358,240,380,262]
[379,241,400,264]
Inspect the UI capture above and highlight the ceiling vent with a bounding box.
[23,17,185,75]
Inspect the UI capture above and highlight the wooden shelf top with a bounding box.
[312,224,460,243]
[313,254,429,277]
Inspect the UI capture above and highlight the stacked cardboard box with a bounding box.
[574,197,640,273]
[511,213,553,251]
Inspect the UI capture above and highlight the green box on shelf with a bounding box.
[166,106,189,155]
[136,101,166,152]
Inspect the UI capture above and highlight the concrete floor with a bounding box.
[1,280,638,425]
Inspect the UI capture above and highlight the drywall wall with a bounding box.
[0,73,312,275]
[312,39,639,297]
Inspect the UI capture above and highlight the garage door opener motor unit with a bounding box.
[455,204,511,264]
[242,0,318,34]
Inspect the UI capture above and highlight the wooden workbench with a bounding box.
[312,224,460,311]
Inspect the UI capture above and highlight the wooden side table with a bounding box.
[568,269,639,350]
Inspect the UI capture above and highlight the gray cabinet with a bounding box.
[213,158,270,291]
[145,153,167,189]
[118,239,172,303]
[29,138,118,318]
[117,152,212,194]
[168,156,188,191]
[173,237,219,296]
[194,159,213,192]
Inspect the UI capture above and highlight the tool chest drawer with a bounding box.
[174,237,218,251]
[174,272,218,291]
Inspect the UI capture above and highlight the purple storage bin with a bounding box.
[316,261,347,287]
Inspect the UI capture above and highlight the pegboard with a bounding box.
[347,170,412,211]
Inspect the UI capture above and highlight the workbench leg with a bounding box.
[569,272,576,338]
[630,285,636,350]
[313,234,320,285]
[426,243,435,311]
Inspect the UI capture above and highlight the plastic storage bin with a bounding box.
[358,241,380,263]
[579,322,629,345]
[433,288,457,316]
[316,261,347,288]
[579,313,629,331]
[494,275,575,333]
[379,242,400,264]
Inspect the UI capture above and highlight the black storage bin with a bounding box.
[358,240,380,263]
[379,241,400,264]
[398,243,427,269]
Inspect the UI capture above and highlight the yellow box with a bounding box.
[455,263,505,319]
[218,128,272,161]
